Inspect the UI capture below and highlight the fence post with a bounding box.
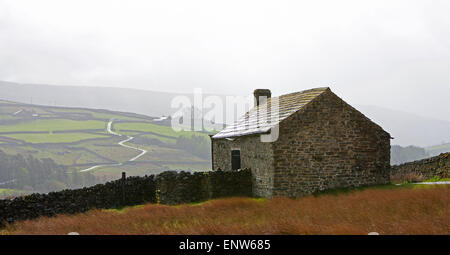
[122,172,126,205]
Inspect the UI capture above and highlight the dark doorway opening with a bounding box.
[231,150,241,170]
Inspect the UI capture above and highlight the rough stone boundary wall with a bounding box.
[0,169,252,227]
[156,170,252,205]
[390,153,449,179]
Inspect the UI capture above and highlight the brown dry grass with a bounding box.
[2,185,449,235]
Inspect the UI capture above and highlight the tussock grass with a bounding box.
[2,186,449,235]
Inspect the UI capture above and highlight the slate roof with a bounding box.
[212,87,330,139]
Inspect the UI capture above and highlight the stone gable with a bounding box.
[272,89,390,197]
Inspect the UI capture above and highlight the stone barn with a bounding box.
[211,87,391,198]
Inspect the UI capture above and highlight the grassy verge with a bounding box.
[423,176,450,182]
[2,185,448,235]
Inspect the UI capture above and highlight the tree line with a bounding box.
[0,150,99,193]
[174,135,211,159]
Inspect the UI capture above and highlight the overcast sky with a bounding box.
[0,0,449,120]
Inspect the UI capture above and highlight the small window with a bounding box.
[231,150,241,170]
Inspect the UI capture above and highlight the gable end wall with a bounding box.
[272,90,391,197]
[211,135,274,197]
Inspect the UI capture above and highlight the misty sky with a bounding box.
[0,0,449,121]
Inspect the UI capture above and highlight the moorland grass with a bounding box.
[2,185,448,235]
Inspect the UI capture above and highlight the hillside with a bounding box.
[0,81,178,117]
[426,142,450,157]
[0,80,228,122]
[358,105,450,147]
[0,99,212,196]
[391,144,450,165]
[2,81,449,148]
[391,145,428,165]
[0,150,98,195]
[2,185,448,235]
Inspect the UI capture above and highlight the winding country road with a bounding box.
[80,120,147,172]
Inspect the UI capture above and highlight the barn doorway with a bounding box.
[231,150,241,170]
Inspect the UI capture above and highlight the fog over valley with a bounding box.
[1,0,449,121]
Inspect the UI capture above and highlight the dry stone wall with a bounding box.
[0,169,252,227]
[156,170,252,205]
[390,153,449,179]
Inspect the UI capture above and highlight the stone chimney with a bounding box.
[253,89,271,107]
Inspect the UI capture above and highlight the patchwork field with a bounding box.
[2,184,448,235]
[0,99,212,186]
[114,122,202,139]
[0,119,106,133]
[1,132,108,143]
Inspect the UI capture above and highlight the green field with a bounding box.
[114,122,208,138]
[0,115,21,120]
[70,137,140,163]
[115,131,142,136]
[425,143,450,157]
[1,144,111,166]
[0,100,212,181]
[1,132,108,143]
[49,108,147,122]
[0,119,106,132]
[0,188,29,198]
[140,133,177,144]
[128,143,207,163]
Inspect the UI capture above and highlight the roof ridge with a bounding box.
[275,87,330,99]
[212,87,330,139]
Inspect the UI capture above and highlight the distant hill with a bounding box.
[357,105,450,147]
[0,81,183,118]
[0,98,212,196]
[390,143,450,165]
[2,81,449,147]
[425,142,450,157]
[390,145,428,165]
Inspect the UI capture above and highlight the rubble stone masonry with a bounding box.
[272,90,390,197]
[391,153,449,179]
[212,135,274,197]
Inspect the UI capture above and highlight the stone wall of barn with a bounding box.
[211,136,274,198]
[272,90,391,197]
